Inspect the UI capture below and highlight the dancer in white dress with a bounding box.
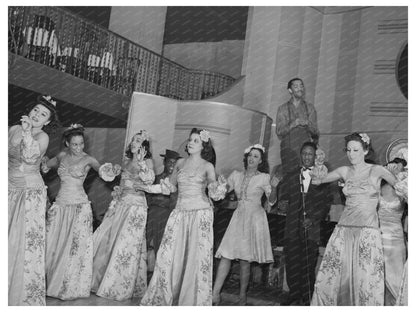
[212,144,278,305]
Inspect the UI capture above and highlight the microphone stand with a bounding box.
[300,169,312,303]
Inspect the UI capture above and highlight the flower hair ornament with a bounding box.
[67,123,83,131]
[359,133,370,145]
[244,144,266,154]
[42,95,57,107]
[136,130,150,141]
[199,129,210,142]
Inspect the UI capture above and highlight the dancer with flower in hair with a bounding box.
[378,157,408,305]
[310,132,401,306]
[92,130,155,301]
[9,95,60,305]
[138,128,225,306]
[212,144,278,305]
[43,124,120,300]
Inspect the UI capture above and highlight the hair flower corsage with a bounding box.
[68,123,83,130]
[43,95,57,106]
[199,129,210,142]
[244,143,266,154]
[359,133,370,144]
[138,130,150,141]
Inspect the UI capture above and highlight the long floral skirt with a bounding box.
[140,207,213,306]
[45,202,93,300]
[8,186,47,306]
[311,225,384,306]
[92,194,148,301]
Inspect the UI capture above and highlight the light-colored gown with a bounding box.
[9,126,47,305]
[396,260,408,306]
[92,167,153,301]
[311,165,384,306]
[140,167,214,306]
[215,171,273,263]
[45,159,93,300]
[378,196,406,305]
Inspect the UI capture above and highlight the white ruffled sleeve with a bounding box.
[208,176,227,201]
[137,160,155,185]
[262,174,277,206]
[137,178,172,195]
[99,163,119,182]
[394,172,408,202]
[227,170,237,192]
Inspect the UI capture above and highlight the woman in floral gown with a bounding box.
[310,132,398,305]
[138,128,224,306]
[44,124,119,300]
[378,158,407,305]
[92,130,154,301]
[8,95,59,305]
[212,144,278,305]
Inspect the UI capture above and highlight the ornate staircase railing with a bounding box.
[8,6,236,100]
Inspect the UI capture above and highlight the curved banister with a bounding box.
[8,6,236,100]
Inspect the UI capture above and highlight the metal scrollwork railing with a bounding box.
[8,6,236,100]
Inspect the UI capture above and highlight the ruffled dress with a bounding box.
[215,171,273,263]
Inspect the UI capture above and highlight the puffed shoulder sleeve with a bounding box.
[394,174,408,202]
[262,173,272,198]
[137,160,155,185]
[227,170,238,192]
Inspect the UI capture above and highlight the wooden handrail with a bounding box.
[8,6,236,100]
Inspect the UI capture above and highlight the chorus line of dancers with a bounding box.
[9,95,408,306]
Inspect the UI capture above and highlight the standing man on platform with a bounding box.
[279,142,331,305]
[276,78,319,175]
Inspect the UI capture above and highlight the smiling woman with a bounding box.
[42,124,120,301]
[138,128,222,306]
[8,95,59,306]
[310,132,403,306]
[212,144,277,305]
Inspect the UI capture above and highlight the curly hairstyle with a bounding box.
[381,157,407,188]
[125,133,152,160]
[300,141,317,154]
[243,147,270,173]
[344,132,371,151]
[62,125,85,146]
[389,157,407,167]
[186,128,216,166]
[26,95,61,134]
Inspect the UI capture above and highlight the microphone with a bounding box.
[300,169,305,193]
[300,168,305,181]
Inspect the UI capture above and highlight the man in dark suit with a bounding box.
[279,142,331,305]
